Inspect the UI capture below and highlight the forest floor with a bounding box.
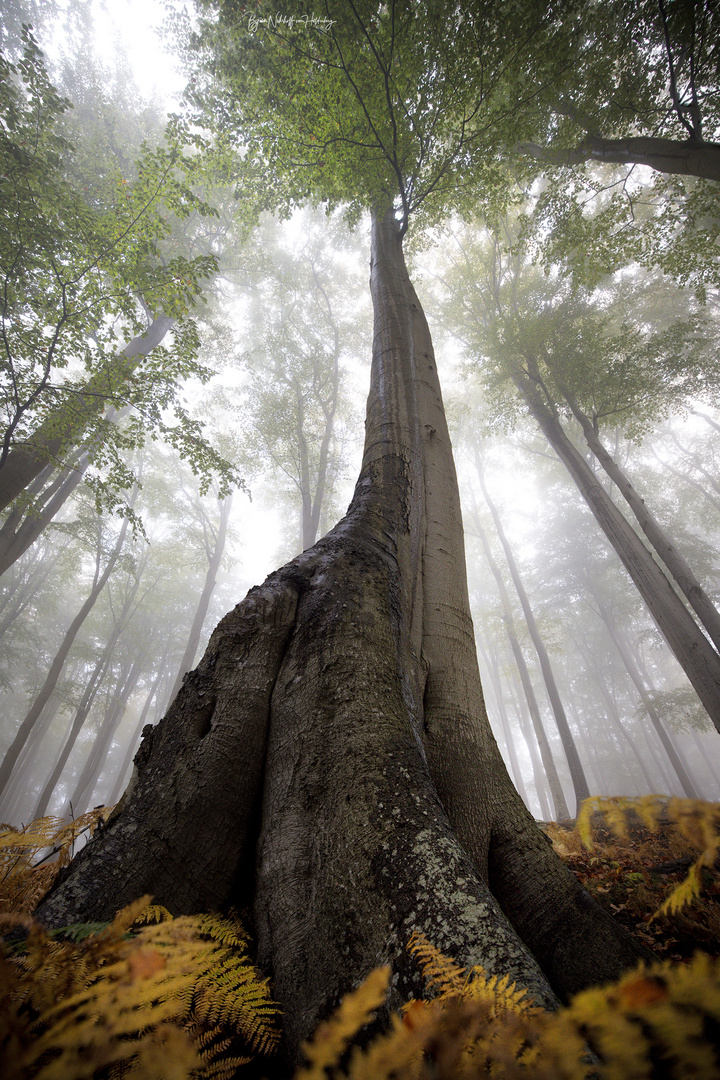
[544,814,720,963]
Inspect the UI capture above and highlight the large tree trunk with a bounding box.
[35,212,648,1063]
[514,361,720,733]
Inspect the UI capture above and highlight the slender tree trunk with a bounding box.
[0,452,89,576]
[0,542,60,641]
[307,284,340,546]
[0,317,173,512]
[579,642,657,792]
[562,388,720,655]
[688,727,720,793]
[514,362,720,732]
[169,495,232,702]
[472,509,570,819]
[505,663,554,821]
[475,456,590,810]
[36,212,648,1061]
[653,447,720,517]
[1,696,63,823]
[107,655,169,807]
[33,540,152,819]
[32,637,119,820]
[475,635,530,807]
[0,512,131,804]
[594,599,700,798]
[69,654,144,817]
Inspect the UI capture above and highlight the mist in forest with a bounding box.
[1,0,719,835]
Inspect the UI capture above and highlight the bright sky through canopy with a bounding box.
[91,0,185,105]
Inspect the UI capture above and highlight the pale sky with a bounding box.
[92,0,186,105]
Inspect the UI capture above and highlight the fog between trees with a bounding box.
[2,0,720,1059]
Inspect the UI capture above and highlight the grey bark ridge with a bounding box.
[35,570,300,923]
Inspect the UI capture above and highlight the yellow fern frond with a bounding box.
[302,946,720,1080]
[196,910,250,948]
[538,951,720,1079]
[576,794,661,849]
[0,808,112,915]
[1,896,281,1079]
[295,965,390,1080]
[132,903,174,925]
[344,1007,436,1080]
[406,931,466,996]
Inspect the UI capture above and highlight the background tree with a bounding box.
[0,27,234,520]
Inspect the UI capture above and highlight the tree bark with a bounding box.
[517,134,720,183]
[514,362,720,733]
[0,316,173,513]
[36,212,649,1061]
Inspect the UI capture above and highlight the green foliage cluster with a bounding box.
[429,216,719,445]
[0,25,237,508]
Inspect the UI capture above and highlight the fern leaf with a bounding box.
[295,965,390,1080]
[406,931,466,996]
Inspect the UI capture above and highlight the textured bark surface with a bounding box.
[518,134,720,182]
[35,213,650,1064]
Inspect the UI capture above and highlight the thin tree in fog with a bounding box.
[31,535,154,819]
[0,497,134,809]
[169,492,233,701]
[0,28,230,531]
[470,445,590,810]
[239,211,367,555]
[433,221,720,733]
[469,502,571,820]
[473,631,536,815]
